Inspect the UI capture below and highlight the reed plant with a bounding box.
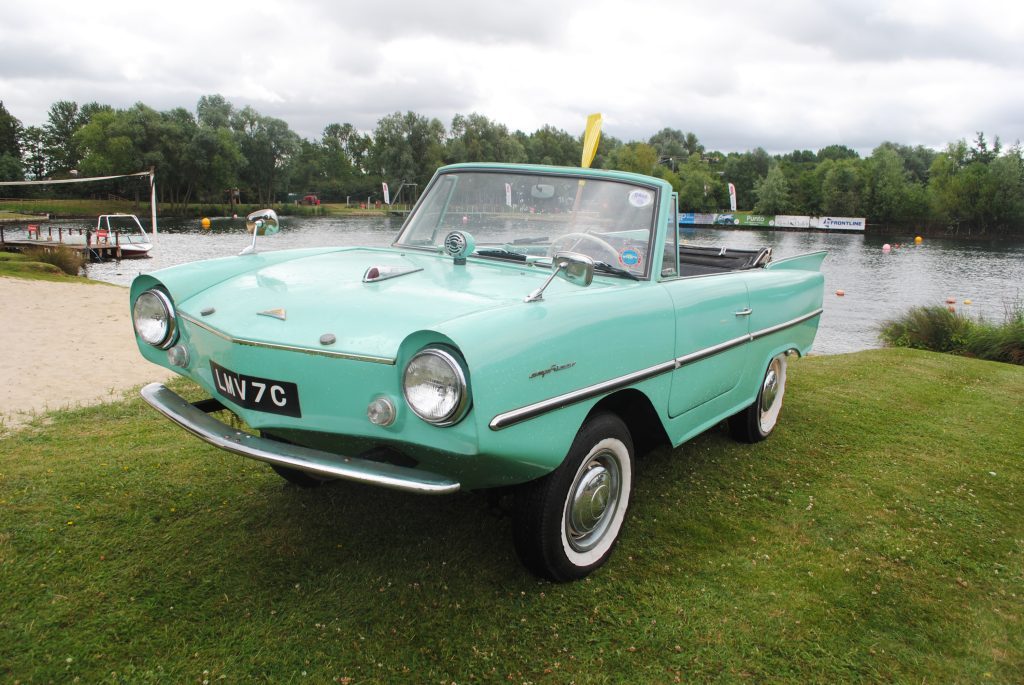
[880,297,1024,364]
[22,245,86,276]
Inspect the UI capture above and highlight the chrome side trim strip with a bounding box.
[751,308,823,340]
[489,359,677,431]
[180,313,396,365]
[488,308,823,431]
[141,383,459,495]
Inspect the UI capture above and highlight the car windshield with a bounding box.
[395,170,659,278]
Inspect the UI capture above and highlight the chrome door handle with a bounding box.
[735,308,752,317]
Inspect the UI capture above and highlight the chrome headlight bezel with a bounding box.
[132,288,178,350]
[402,347,471,427]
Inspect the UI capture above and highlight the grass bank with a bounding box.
[0,252,93,283]
[1,349,1021,683]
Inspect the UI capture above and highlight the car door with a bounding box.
[663,274,752,419]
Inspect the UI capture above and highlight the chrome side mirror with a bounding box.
[240,209,280,254]
[552,251,594,287]
[524,252,594,303]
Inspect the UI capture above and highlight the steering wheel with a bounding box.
[548,232,619,264]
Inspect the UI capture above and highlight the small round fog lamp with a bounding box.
[367,397,396,427]
[167,344,191,368]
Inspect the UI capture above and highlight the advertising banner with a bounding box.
[382,182,390,205]
[811,216,866,231]
[678,212,696,225]
[738,214,774,227]
[728,183,737,211]
[775,215,811,228]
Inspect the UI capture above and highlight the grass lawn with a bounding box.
[1,349,1021,683]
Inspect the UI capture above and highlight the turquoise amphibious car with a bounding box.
[132,163,825,581]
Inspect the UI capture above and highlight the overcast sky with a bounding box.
[2,0,1022,155]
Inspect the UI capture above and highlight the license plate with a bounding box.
[210,361,302,418]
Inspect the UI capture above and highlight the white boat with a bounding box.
[96,214,153,257]
[63,214,154,258]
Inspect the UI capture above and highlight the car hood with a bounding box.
[177,248,592,361]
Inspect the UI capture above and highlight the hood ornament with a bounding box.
[362,265,423,283]
[257,308,287,321]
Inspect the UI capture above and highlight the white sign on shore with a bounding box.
[811,216,866,231]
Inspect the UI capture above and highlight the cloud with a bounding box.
[1,0,1022,155]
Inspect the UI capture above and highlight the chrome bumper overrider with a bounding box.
[140,383,460,495]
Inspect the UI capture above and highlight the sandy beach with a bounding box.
[0,277,172,431]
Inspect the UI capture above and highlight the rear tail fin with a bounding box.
[765,250,827,272]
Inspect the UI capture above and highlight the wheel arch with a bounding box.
[588,388,669,456]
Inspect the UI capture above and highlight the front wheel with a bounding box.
[513,412,634,581]
[729,354,788,443]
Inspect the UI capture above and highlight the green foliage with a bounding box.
[879,305,972,352]
[43,100,87,175]
[22,245,86,276]
[12,93,1024,236]
[446,113,525,165]
[880,303,1024,364]
[753,164,792,214]
[603,141,658,175]
[2,351,1023,682]
[0,100,22,158]
[517,124,580,166]
[0,152,23,182]
[370,111,446,192]
[722,147,771,210]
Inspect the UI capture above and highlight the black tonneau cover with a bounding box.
[678,245,772,275]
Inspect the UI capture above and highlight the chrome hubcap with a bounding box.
[566,450,621,553]
[758,357,785,432]
[761,367,779,413]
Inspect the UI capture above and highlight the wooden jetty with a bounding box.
[0,224,130,261]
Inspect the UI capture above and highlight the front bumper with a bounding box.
[140,383,461,495]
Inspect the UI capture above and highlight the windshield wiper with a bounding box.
[593,261,640,280]
[473,248,528,262]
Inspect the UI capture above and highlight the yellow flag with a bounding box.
[581,113,602,168]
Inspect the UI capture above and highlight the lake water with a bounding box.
[75,215,1024,356]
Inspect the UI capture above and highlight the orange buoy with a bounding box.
[945,297,956,305]
[915,236,923,244]
[964,299,973,305]
[835,290,845,297]
[201,217,211,229]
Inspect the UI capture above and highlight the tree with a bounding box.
[370,111,446,190]
[817,158,865,216]
[446,113,525,164]
[0,101,22,158]
[43,100,87,175]
[673,154,723,212]
[752,165,792,214]
[722,148,771,210]
[197,94,233,130]
[231,106,301,204]
[817,144,859,162]
[604,142,658,175]
[20,126,47,179]
[864,145,927,226]
[519,125,580,167]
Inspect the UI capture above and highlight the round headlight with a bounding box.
[133,289,177,349]
[402,348,470,426]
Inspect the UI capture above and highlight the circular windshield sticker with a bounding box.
[619,248,642,267]
[628,189,653,208]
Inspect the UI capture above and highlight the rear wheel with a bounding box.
[729,354,787,443]
[513,413,634,581]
